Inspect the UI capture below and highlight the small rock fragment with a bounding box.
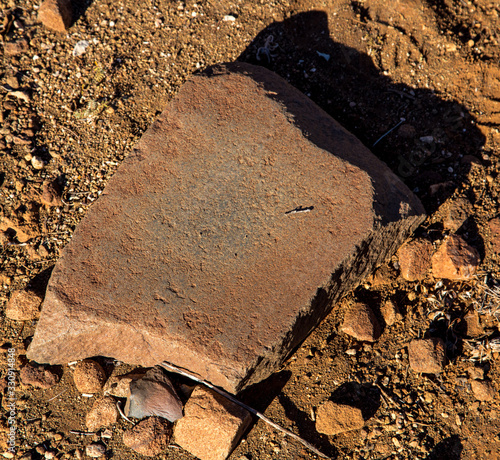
[174,385,251,460]
[103,369,147,398]
[85,442,106,458]
[86,396,119,432]
[5,289,42,321]
[341,302,381,342]
[470,380,495,401]
[408,338,445,374]
[365,264,395,287]
[20,362,60,389]
[38,0,73,32]
[441,197,473,232]
[315,401,365,436]
[462,311,484,338]
[31,156,45,170]
[73,359,107,394]
[397,238,433,281]
[488,217,500,255]
[468,366,484,380]
[125,366,183,422]
[431,235,479,280]
[40,180,63,207]
[380,300,402,326]
[3,39,29,56]
[122,417,172,457]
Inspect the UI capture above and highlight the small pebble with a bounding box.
[123,417,172,457]
[31,156,45,170]
[408,338,445,374]
[20,362,60,389]
[341,302,381,342]
[85,443,106,458]
[73,359,107,394]
[86,396,119,431]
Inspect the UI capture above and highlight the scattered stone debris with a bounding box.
[407,338,445,374]
[380,299,402,326]
[174,385,252,460]
[341,302,381,342]
[38,0,73,32]
[315,401,365,436]
[431,235,480,280]
[85,442,106,458]
[397,238,433,281]
[5,289,42,321]
[86,396,119,431]
[122,416,172,457]
[103,369,147,398]
[20,362,60,389]
[73,359,107,394]
[470,380,496,401]
[125,366,183,422]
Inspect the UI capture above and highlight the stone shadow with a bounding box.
[237,10,485,214]
[426,434,463,459]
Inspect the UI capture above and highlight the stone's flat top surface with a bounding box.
[27,62,424,392]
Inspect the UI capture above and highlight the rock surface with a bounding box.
[27,62,425,393]
[315,401,365,436]
[431,235,479,280]
[86,396,119,432]
[488,217,500,255]
[20,362,60,389]
[73,359,107,394]
[470,380,495,401]
[408,338,446,374]
[5,289,42,321]
[397,238,433,281]
[38,0,72,32]
[341,303,381,342]
[173,385,251,460]
[380,300,402,326]
[122,416,172,457]
[125,366,183,422]
[85,443,106,458]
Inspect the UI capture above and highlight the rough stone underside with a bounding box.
[27,62,425,393]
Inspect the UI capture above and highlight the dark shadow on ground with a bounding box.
[237,10,485,214]
[426,434,463,459]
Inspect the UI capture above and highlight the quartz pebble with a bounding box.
[73,359,107,394]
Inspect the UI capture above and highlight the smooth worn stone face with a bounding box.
[27,62,425,393]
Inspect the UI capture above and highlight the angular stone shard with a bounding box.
[27,62,425,393]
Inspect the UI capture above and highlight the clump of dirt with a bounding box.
[1,0,500,459]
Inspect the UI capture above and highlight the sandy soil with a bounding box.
[1,0,500,458]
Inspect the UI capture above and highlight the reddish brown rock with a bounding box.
[441,197,473,232]
[20,362,60,389]
[86,396,119,432]
[341,303,381,342]
[73,359,107,394]
[431,235,480,280]
[27,63,425,393]
[315,401,365,436]
[470,380,495,401]
[408,338,445,374]
[5,289,42,321]
[3,39,29,57]
[397,238,433,281]
[40,180,63,207]
[380,300,402,326]
[38,0,73,32]
[488,217,500,255]
[173,386,251,460]
[123,417,172,457]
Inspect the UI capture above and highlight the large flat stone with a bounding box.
[27,62,425,393]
